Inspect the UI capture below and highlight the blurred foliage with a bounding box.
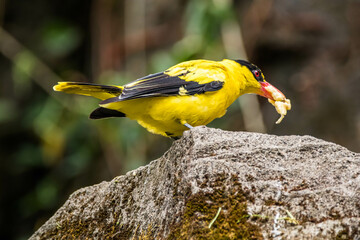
[41,20,81,58]
[0,0,359,239]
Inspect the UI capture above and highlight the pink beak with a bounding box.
[258,82,285,101]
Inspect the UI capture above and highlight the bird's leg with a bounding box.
[180,120,193,129]
[184,123,193,129]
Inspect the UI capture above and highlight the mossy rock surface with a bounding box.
[30,127,360,239]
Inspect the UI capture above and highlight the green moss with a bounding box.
[168,174,263,239]
[48,215,136,239]
[39,174,263,239]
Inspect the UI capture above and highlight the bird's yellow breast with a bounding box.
[102,95,217,137]
[102,81,241,137]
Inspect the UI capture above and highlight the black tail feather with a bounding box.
[89,107,126,119]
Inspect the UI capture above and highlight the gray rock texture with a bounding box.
[30,126,360,239]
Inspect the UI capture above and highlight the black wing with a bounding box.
[100,71,224,104]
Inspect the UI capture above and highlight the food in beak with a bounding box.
[261,82,291,124]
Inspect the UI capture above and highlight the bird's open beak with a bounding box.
[258,81,286,101]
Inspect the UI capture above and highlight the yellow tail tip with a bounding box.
[53,82,67,91]
[51,81,123,100]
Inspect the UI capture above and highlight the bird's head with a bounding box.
[233,59,285,102]
[231,59,291,124]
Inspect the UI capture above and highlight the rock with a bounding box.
[30,126,360,239]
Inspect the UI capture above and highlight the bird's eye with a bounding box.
[253,70,260,78]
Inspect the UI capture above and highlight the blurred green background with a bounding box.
[1,0,359,239]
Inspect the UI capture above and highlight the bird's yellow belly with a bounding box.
[104,93,232,137]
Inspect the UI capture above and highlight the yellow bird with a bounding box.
[54,59,291,138]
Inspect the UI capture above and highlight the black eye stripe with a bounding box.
[233,59,264,81]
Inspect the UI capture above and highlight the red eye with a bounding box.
[254,70,260,78]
